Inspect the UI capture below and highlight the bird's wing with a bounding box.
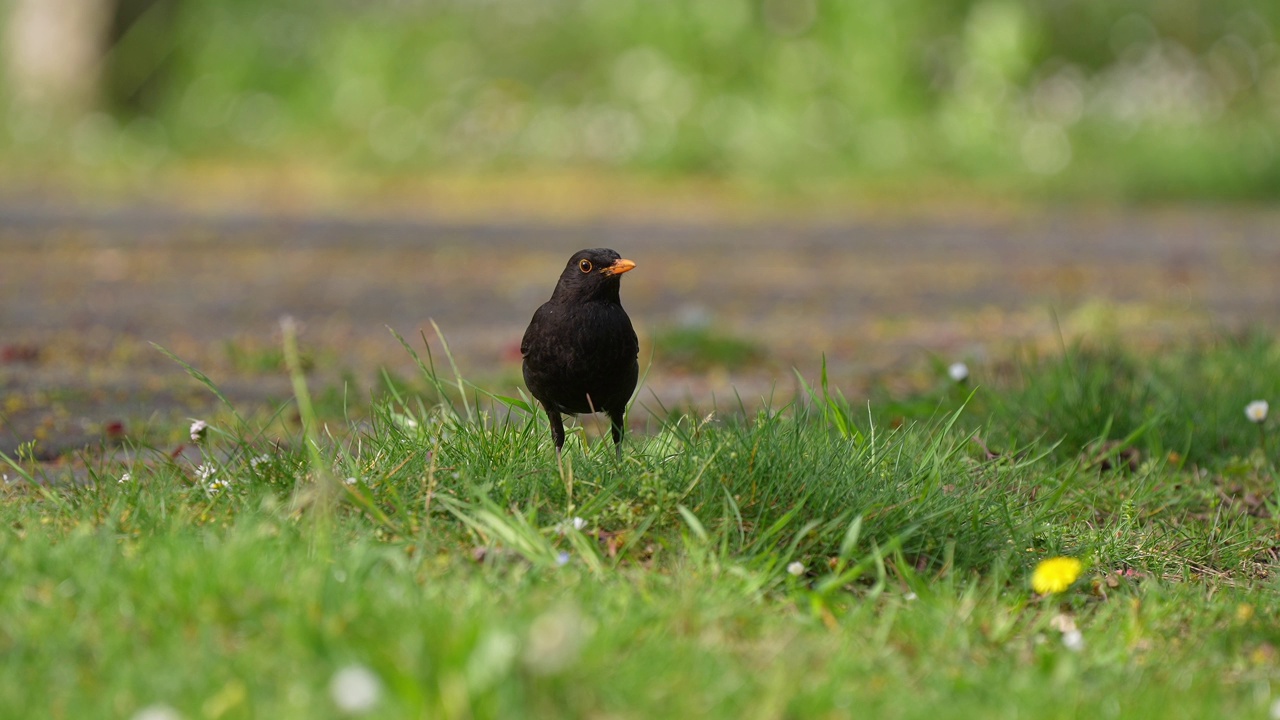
[520,320,534,358]
[520,304,551,358]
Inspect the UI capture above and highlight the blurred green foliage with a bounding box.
[653,326,765,371]
[4,0,1280,198]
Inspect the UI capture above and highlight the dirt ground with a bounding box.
[2,200,1278,458]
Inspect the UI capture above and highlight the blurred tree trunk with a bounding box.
[4,0,114,114]
[4,0,177,116]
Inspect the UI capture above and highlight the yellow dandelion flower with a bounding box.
[1032,557,1082,594]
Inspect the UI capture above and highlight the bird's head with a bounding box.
[550,248,636,303]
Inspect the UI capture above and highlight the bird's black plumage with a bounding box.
[521,248,639,456]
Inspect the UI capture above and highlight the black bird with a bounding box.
[521,248,639,456]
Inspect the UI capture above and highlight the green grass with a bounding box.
[651,326,766,372]
[3,333,1280,718]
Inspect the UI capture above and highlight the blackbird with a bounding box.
[521,248,638,456]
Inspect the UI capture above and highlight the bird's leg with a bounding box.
[607,407,625,460]
[546,408,566,454]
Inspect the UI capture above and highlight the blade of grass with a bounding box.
[429,318,473,423]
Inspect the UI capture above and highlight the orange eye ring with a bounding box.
[579,259,592,273]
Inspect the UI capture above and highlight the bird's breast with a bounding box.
[525,301,635,362]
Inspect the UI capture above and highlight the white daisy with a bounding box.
[1246,400,1269,424]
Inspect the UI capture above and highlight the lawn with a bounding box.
[2,330,1279,719]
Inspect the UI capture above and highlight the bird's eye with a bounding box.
[579,259,592,273]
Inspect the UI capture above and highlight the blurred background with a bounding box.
[2,0,1279,455]
[4,0,1280,197]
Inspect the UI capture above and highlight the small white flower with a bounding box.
[329,664,382,714]
[130,704,183,720]
[787,561,805,576]
[1246,400,1269,424]
[466,631,519,691]
[556,517,588,535]
[199,465,230,495]
[345,477,358,486]
[189,420,208,442]
[1062,628,1084,652]
[118,472,133,484]
[948,362,970,383]
[556,551,571,566]
[250,454,269,469]
[522,605,594,675]
[1049,613,1077,633]
[904,591,918,601]
[1049,612,1083,651]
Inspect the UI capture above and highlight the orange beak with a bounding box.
[602,258,636,276]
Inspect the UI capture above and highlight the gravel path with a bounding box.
[3,203,1277,457]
